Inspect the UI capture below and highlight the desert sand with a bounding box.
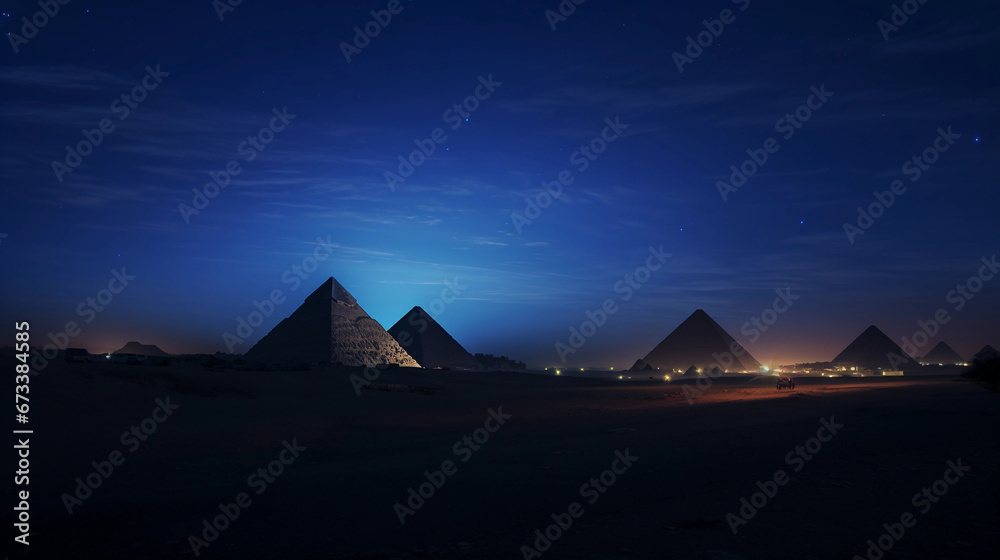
[17,360,1000,559]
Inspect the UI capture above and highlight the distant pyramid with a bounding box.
[640,309,761,373]
[832,325,915,370]
[245,277,420,368]
[387,307,481,370]
[628,358,654,372]
[112,341,169,356]
[920,341,963,364]
[972,345,999,363]
[681,364,724,378]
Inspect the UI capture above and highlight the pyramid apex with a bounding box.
[306,277,357,306]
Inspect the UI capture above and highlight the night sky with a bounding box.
[1,0,997,368]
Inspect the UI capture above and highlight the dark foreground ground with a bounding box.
[7,361,999,559]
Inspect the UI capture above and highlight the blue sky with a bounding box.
[1,0,997,367]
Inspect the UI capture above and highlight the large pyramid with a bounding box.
[244,277,420,368]
[639,309,762,373]
[920,341,963,365]
[387,307,482,370]
[832,325,915,370]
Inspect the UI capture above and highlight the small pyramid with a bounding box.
[112,341,169,356]
[641,309,761,372]
[387,307,481,370]
[628,358,654,371]
[245,277,420,367]
[972,345,999,363]
[920,341,963,364]
[680,364,723,377]
[832,325,914,370]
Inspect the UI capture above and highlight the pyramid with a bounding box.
[919,341,963,364]
[245,277,420,368]
[681,364,724,377]
[832,325,915,370]
[972,345,999,363]
[112,341,169,356]
[640,309,762,373]
[628,358,654,372]
[387,307,481,370]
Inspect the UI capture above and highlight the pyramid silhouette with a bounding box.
[640,309,761,373]
[112,341,169,356]
[920,341,963,364]
[387,307,481,370]
[245,277,420,368]
[627,358,654,372]
[972,344,999,363]
[832,325,914,370]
